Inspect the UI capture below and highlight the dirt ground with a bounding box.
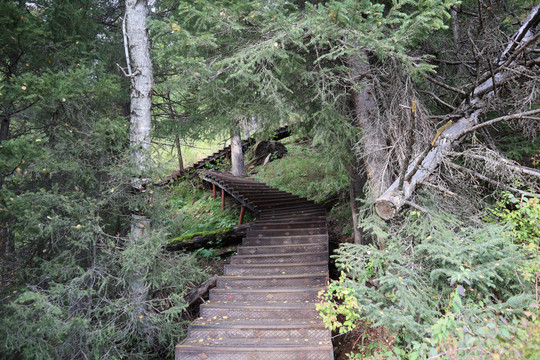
[334,323,395,359]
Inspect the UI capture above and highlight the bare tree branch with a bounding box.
[426,76,467,96]
[373,5,540,220]
[448,151,540,179]
[461,109,540,136]
[446,161,537,198]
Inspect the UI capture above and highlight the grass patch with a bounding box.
[154,138,229,176]
[253,141,349,202]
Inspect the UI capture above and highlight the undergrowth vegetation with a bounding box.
[254,140,349,202]
[318,192,540,359]
[167,182,249,237]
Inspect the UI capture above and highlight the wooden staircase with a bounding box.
[175,171,334,360]
[159,126,291,185]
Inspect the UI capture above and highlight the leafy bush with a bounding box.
[490,193,540,285]
[318,204,534,358]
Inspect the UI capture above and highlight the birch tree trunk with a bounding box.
[126,0,153,189]
[125,0,153,317]
[374,4,540,220]
[231,125,247,177]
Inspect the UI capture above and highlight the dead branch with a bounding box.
[461,109,540,136]
[446,162,537,198]
[448,151,540,179]
[419,90,456,111]
[186,275,218,306]
[374,5,540,220]
[426,76,467,96]
[419,181,457,197]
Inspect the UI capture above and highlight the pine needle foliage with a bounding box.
[321,201,533,353]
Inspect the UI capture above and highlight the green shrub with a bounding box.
[318,204,534,358]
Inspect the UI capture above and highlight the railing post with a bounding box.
[212,183,216,199]
[221,189,225,211]
[238,206,245,225]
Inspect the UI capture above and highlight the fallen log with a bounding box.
[374,4,540,220]
[186,275,218,306]
[166,224,250,252]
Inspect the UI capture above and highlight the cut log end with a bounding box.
[374,199,398,221]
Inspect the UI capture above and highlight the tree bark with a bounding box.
[374,5,540,220]
[0,115,9,142]
[348,165,367,244]
[125,0,153,318]
[348,53,391,197]
[126,0,153,190]
[175,134,185,174]
[231,125,247,177]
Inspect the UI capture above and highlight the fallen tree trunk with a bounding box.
[186,275,218,306]
[374,4,540,220]
[166,224,250,252]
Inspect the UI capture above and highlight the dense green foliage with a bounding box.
[323,202,535,357]
[1,0,539,359]
[0,1,205,359]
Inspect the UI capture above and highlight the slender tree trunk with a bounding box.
[125,0,153,319]
[0,115,9,142]
[348,165,367,244]
[348,53,391,197]
[450,7,460,54]
[231,125,247,177]
[175,134,185,174]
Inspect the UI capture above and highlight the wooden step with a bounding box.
[230,251,328,265]
[224,262,328,276]
[237,242,328,255]
[243,234,328,246]
[247,228,326,237]
[200,301,321,320]
[210,287,324,302]
[252,216,328,224]
[176,341,333,360]
[187,318,330,340]
[250,221,326,230]
[217,273,327,288]
[259,209,326,218]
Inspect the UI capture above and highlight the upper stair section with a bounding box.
[159,126,291,185]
